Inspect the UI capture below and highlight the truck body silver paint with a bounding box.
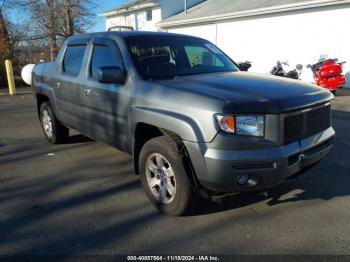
[32,31,335,193]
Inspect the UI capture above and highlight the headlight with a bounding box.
[215,114,265,137]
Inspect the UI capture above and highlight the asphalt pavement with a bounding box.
[1,88,350,255]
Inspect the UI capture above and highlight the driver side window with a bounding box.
[90,45,121,79]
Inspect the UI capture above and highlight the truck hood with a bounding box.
[155,71,333,114]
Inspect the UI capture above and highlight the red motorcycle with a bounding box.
[307,58,346,94]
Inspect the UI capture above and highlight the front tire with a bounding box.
[39,102,69,144]
[139,136,196,216]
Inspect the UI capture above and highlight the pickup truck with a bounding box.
[32,32,335,216]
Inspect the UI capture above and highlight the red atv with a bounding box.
[307,58,346,94]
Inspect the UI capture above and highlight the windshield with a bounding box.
[126,36,239,79]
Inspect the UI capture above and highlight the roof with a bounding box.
[100,0,158,17]
[159,0,350,28]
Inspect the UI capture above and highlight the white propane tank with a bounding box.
[21,64,35,86]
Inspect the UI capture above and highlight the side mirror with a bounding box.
[97,66,126,84]
[238,61,252,71]
[296,64,303,70]
[306,64,312,69]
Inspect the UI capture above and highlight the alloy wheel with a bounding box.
[145,153,176,204]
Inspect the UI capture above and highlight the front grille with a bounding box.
[284,104,331,145]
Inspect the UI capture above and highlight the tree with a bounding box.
[63,0,74,37]
[59,0,98,37]
[0,1,13,83]
[0,0,98,84]
[13,0,98,60]
[0,8,11,56]
[46,0,57,60]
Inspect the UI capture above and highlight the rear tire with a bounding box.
[139,136,196,216]
[39,102,69,144]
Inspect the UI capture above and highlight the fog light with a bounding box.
[237,175,250,186]
[237,175,259,188]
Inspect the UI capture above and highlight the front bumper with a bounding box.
[184,127,335,193]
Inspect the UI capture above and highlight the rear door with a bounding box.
[80,38,131,151]
[54,39,89,131]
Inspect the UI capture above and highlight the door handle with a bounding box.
[84,89,92,96]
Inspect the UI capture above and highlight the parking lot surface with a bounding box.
[1,88,350,255]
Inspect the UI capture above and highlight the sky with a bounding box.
[91,0,130,32]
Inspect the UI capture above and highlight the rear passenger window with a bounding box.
[91,45,121,79]
[63,45,86,75]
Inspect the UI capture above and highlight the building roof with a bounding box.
[100,0,158,17]
[159,0,350,28]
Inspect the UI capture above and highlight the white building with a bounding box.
[100,0,204,32]
[158,0,350,87]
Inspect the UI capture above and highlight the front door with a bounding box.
[80,38,131,151]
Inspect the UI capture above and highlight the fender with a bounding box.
[131,105,217,143]
[33,64,66,126]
